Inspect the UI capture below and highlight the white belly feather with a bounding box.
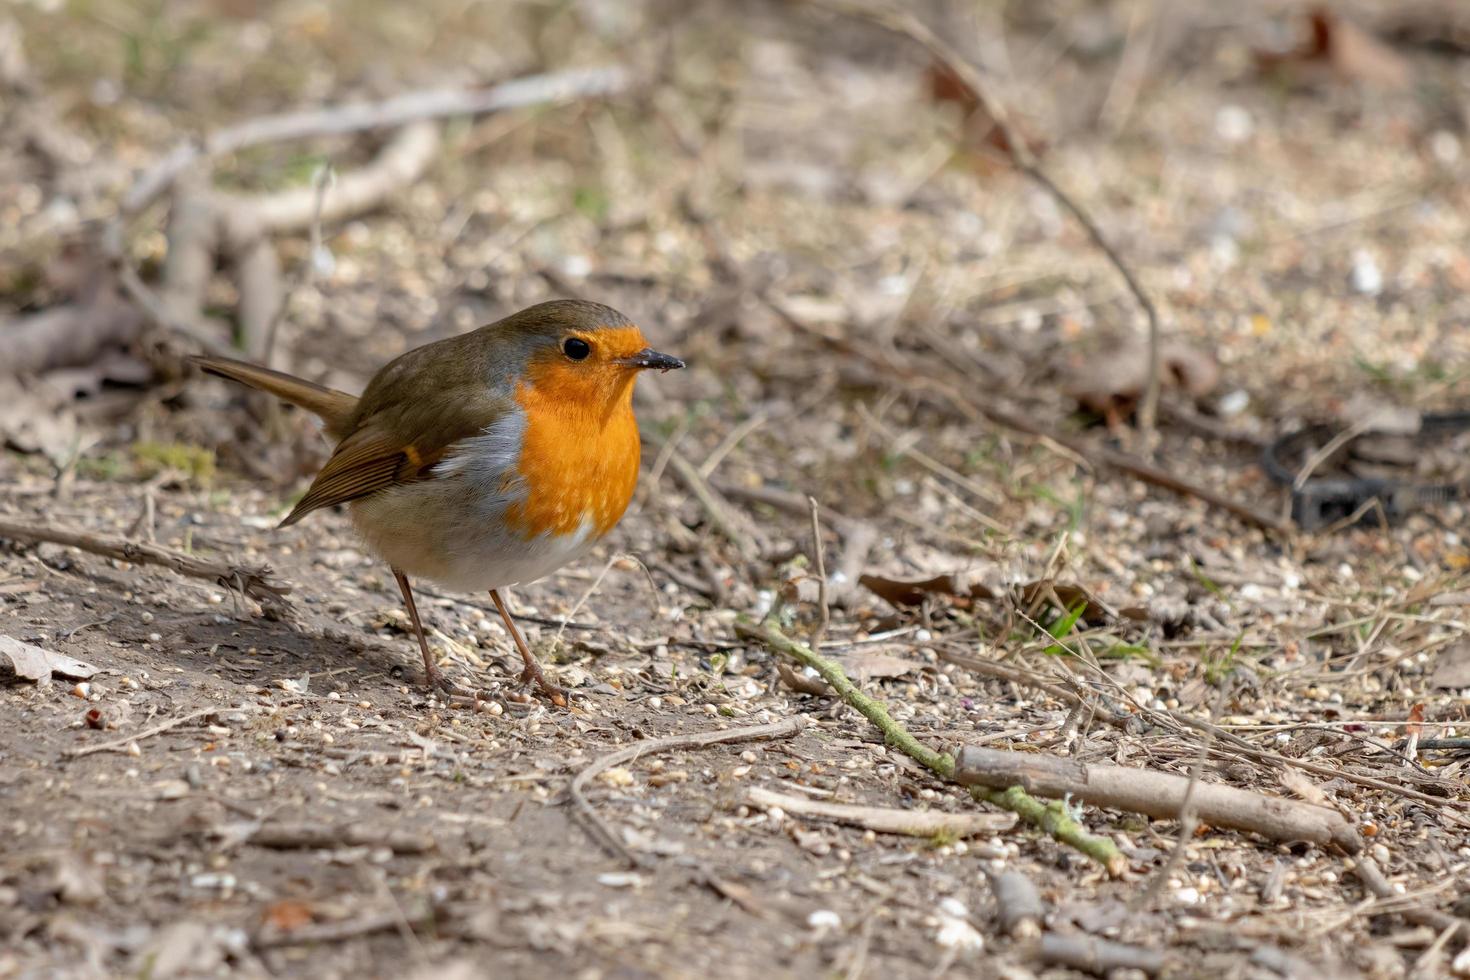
[347,407,600,593]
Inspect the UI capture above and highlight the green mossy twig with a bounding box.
[738,619,1126,877]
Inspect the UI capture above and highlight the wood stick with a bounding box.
[248,823,434,855]
[0,292,143,377]
[253,910,412,950]
[971,399,1290,533]
[0,517,291,610]
[953,746,1363,852]
[1351,856,1467,941]
[64,707,218,759]
[936,647,1130,731]
[123,67,630,215]
[216,121,440,238]
[747,786,1014,840]
[659,446,762,560]
[989,870,1043,939]
[1037,933,1165,976]
[569,718,807,866]
[738,620,1127,875]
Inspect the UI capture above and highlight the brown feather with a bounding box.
[190,356,358,439]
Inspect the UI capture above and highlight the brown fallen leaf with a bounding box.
[0,635,97,683]
[1255,8,1412,91]
[1057,337,1220,426]
[926,59,1047,168]
[838,651,920,682]
[261,899,316,933]
[858,571,997,608]
[1018,580,1148,624]
[1430,643,1470,690]
[861,572,1145,624]
[778,652,919,695]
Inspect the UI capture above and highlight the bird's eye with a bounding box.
[563,337,591,361]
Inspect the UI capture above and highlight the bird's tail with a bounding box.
[190,355,357,440]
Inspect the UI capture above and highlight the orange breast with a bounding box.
[502,375,642,539]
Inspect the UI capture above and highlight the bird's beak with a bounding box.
[617,348,685,372]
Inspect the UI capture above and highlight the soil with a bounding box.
[3,1,1470,978]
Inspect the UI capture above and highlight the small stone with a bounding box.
[599,767,635,788]
[1215,105,1252,143]
[807,909,841,931]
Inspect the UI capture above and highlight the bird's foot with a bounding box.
[517,661,568,708]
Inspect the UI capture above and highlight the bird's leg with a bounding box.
[489,588,567,706]
[392,568,452,694]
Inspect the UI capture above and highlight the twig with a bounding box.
[116,261,233,356]
[807,496,831,652]
[122,67,631,215]
[253,910,415,950]
[738,620,1127,875]
[810,0,1164,439]
[658,445,762,559]
[973,399,1290,533]
[953,746,1363,852]
[1037,934,1165,976]
[216,121,438,239]
[715,481,877,606]
[64,707,217,759]
[1168,711,1461,808]
[0,517,291,611]
[569,718,806,866]
[248,823,435,854]
[1350,855,1467,942]
[0,290,143,377]
[1132,680,1229,911]
[990,870,1043,940]
[747,786,1014,841]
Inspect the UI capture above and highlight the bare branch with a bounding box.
[123,67,630,216]
[954,746,1363,852]
[0,517,291,611]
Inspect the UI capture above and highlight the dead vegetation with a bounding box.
[3,1,1470,977]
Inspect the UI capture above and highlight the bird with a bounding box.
[191,299,683,705]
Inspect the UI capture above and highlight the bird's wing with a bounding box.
[279,390,512,527]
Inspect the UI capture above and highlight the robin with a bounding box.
[192,299,683,705]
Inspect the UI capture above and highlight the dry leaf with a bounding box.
[1058,338,1220,425]
[1279,767,1328,806]
[261,899,316,932]
[1430,643,1470,689]
[837,651,919,682]
[859,571,996,608]
[1255,9,1412,91]
[0,635,97,683]
[777,662,830,696]
[926,59,1047,166]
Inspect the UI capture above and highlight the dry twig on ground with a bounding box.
[1350,855,1468,942]
[954,746,1363,852]
[989,870,1044,940]
[247,823,435,855]
[746,786,1014,841]
[1037,933,1165,976]
[738,620,1127,875]
[0,517,291,612]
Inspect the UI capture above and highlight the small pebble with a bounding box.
[807,909,841,931]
